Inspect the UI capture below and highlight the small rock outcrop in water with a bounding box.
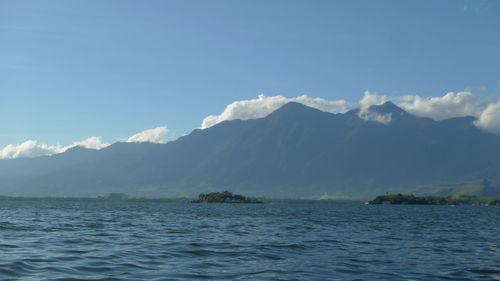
[191,191,262,203]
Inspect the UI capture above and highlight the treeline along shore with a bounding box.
[367,194,500,205]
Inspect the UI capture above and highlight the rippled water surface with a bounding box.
[0,199,499,280]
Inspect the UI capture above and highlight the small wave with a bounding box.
[466,268,500,275]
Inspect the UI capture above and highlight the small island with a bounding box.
[97,193,145,200]
[367,193,500,205]
[191,191,262,203]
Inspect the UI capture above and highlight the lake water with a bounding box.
[0,199,499,280]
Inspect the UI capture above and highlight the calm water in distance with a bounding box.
[0,198,499,280]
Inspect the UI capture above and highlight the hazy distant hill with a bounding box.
[2,102,500,199]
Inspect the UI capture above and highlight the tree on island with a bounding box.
[194,191,261,203]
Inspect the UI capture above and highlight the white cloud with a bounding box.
[0,126,167,159]
[201,91,500,134]
[201,94,350,129]
[474,101,500,135]
[357,91,392,124]
[70,136,110,150]
[0,136,110,159]
[366,90,500,133]
[397,91,487,120]
[124,126,168,143]
[0,140,64,159]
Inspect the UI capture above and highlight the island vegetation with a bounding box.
[191,191,262,203]
[367,193,500,205]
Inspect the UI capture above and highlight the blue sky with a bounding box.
[1,0,499,148]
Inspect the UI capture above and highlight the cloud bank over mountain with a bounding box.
[201,94,350,129]
[0,140,66,159]
[0,127,168,159]
[0,136,110,159]
[3,90,500,160]
[397,92,488,120]
[201,91,500,134]
[397,91,500,134]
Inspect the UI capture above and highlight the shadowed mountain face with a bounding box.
[2,102,500,199]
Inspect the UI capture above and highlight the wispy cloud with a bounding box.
[358,91,392,124]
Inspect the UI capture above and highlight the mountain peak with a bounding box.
[263,102,334,124]
[268,102,324,117]
[278,101,316,111]
[370,101,406,115]
[363,101,417,123]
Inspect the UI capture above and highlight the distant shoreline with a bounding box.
[1,193,499,205]
[0,195,362,203]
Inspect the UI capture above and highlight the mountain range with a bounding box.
[2,102,500,199]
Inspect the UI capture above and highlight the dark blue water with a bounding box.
[0,199,498,280]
